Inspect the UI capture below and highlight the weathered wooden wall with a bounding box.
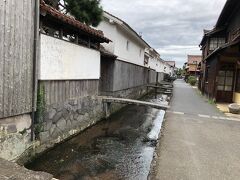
[112,60,148,91]
[0,0,35,118]
[41,80,99,106]
[100,59,158,93]
[158,72,164,83]
[149,70,157,84]
[205,57,218,99]
[100,59,114,92]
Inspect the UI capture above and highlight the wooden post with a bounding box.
[75,35,79,44]
[104,102,111,118]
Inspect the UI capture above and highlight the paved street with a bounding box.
[150,80,240,180]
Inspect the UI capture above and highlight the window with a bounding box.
[126,40,129,51]
[139,49,142,57]
[217,70,234,92]
[209,37,225,50]
[144,55,149,65]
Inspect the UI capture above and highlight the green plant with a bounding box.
[208,99,215,105]
[35,83,46,138]
[188,76,197,86]
[65,0,103,27]
[46,0,104,27]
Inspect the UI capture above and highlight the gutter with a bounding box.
[31,0,40,141]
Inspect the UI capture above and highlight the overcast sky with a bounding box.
[101,0,226,68]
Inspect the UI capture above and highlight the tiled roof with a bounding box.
[104,11,151,48]
[203,29,211,34]
[187,55,202,64]
[40,1,111,43]
[165,61,176,67]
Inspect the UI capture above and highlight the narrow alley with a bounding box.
[150,80,240,180]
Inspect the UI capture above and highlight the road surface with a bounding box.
[150,79,240,180]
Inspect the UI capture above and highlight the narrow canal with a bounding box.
[26,93,169,180]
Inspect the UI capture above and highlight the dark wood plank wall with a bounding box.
[112,60,149,91]
[149,70,157,84]
[0,0,35,119]
[205,57,218,99]
[100,59,114,92]
[100,59,159,92]
[41,80,99,106]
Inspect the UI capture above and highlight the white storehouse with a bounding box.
[98,11,176,79]
[98,11,150,67]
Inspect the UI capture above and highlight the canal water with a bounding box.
[26,94,168,180]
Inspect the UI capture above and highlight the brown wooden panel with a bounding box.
[0,0,35,119]
[40,80,99,107]
[217,91,233,103]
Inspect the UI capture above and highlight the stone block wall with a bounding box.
[38,96,105,146]
[38,84,149,145]
[0,114,32,161]
[0,76,152,163]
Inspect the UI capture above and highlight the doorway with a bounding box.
[216,63,235,103]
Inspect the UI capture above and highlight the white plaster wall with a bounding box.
[40,34,100,80]
[164,63,171,75]
[156,60,165,73]
[148,57,166,73]
[97,20,116,53]
[114,28,145,66]
[98,18,146,67]
[148,57,157,70]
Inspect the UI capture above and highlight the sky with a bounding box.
[101,0,227,68]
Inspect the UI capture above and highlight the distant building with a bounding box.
[185,55,202,76]
[165,61,177,76]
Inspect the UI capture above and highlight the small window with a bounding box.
[144,55,149,65]
[126,40,129,51]
[139,49,142,57]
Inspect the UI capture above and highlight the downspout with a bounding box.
[31,0,40,141]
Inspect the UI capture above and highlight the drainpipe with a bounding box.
[31,0,40,141]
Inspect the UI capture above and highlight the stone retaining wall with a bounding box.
[0,115,32,161]
[38,96,105,145]
[16,85,149,164]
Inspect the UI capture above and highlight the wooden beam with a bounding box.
[101,97,170,110]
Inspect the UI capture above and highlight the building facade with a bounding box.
[199,0,240,103]
[98,12,160,96]
[185,55,202,76]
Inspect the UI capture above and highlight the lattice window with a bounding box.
[209,38,225,50]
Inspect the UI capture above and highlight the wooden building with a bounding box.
[199,0,240,103]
